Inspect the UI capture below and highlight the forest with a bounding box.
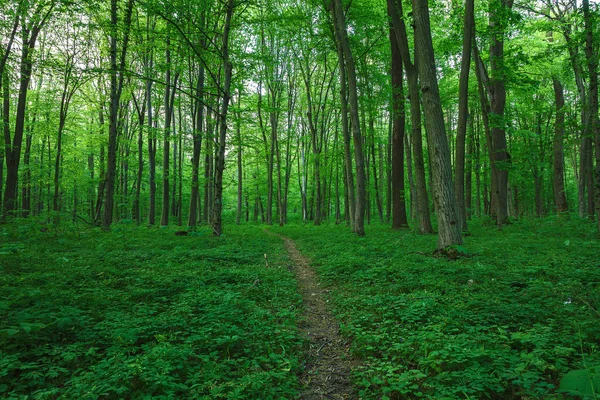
[1,0,600,398]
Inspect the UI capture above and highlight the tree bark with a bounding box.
[455,0,474,232]
[582,0,600,232]
[552,77,568,213]
[3,13,48,217]
[389,19,408,229]
[387,0,433,234]
[102,0,134,230]
[212,0,234,236]
[488,0,514,228]
[331,0,366,236]
[412,0,462,250]
[188,57,205,227]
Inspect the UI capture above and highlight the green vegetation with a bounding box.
[277,217,600,399]
[1,217,599,399]
[0,222,303,398]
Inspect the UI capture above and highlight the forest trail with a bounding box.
[280,235,357,400]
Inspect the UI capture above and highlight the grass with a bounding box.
[275,216,600,399]
[0,221,303,399]
[1,215,599,399]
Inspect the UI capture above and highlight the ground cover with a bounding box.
[0,222,304,399]
[277,217,600,399]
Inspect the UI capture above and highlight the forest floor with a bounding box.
[1,217,600,399]
[280,234,356,399]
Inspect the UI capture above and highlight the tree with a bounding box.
[388,15,408,229]
[412,0,462,250]
[3,0,55,218]
[212,0,235,236]
[102,0,134,230]
[387,0,433,234]
[331,0,367,236]
[455,0,474,232]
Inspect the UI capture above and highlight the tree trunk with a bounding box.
[3,22,44,217]
[188,60,205,227]
[331,0,366,236]
[212,0,234,236]
[389,18,408,229]
[582,0,600,232]
[387,0,433,234]
[412,0,462,250]
[552,78,568,213]
[333,27,355,229]
[488,0,514,228]
[455,0,474,232]
[102,0,134,230]
[236,92,243,225]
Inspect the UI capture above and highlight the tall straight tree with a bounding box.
[582,0,600,233]
[212,0,235,236]
[552,77,568,214]
[455,0,474,232]
[102,0,134,230]
[388,18,408,229]
[412,0,462,250]
[488,0,514,228]
[331,0,366,236]
[332,17,355,228]
[387,0,433,234]
[3,1,54,217]
[160,32,180,227]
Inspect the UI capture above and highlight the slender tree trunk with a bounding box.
[188,61,205,227]
[3,25,44,217]
[465,116,474,218]
[455,0,474,232]
[412,0,462,250]
[551,77,568,213]
[102,0,133,230]
[334,29,355,228]
[161,36,177,227]
[212,0,235,236]
[332,0,366,236]
[236,92,243,225]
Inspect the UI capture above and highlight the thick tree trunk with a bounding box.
[387,0,433,234]
[582,0,600,232]
[412,0,462,250]
[389,20,408,229]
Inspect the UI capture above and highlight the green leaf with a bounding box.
[559,365,600,397]
[19,322,46,333]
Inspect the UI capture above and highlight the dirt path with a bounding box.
[281,236,356,400]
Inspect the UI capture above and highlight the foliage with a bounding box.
[277,217,600,399]
[0,222,303,398]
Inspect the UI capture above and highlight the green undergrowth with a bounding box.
[0,221,303,399]
[276,216,600,399]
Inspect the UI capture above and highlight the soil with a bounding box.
[281,235,357,400]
